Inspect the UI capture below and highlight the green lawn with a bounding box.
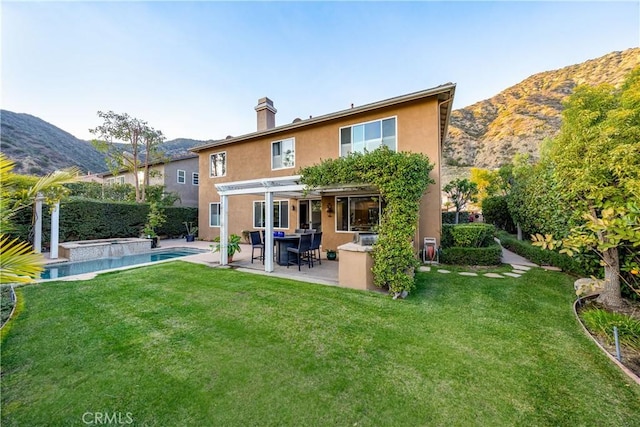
[2,262,639,426]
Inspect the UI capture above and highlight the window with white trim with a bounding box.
[272,138,295,169]
[177,170,186,184]
[192,172,199,185]
[210,152,226,177]
[253,200,289,229]
[340,117,396,157]
[106,176,125,185]
[209,202,221,227]
[335,195,385,232]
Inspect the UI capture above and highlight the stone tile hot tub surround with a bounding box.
[58,238,152,262]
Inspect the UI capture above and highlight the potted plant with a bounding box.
[325,248,337,261]
[211,233,242,262]
[143,202,166,248]
[183,221,198,242]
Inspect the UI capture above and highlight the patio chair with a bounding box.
[309,232,322,266]
[249,231,264,264]
[287,233,312,271]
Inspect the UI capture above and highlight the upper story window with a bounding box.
[340,117,396,157]
[177,169,186,184]
[272,138,295,170]
[210,152,226,177]
[192,172,199,186]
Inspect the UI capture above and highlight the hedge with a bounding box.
[442,211,470,224]
[482,195,516,233]
[441,223,495,249]
[7,198,198,245]
[440,243,502,266]
[496,231,598,276]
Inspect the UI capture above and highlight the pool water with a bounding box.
[41,248,207,280]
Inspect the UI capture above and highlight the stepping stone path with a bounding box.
[423,261,538,280]
[484,273,505,278]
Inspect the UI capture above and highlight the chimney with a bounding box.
[255,97,277,131]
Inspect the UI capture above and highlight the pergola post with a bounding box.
[220,194,228,265]
[50,202,60,259]
[264,191,274,272]
[33,193,44,253]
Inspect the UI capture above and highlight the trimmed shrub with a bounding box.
[441,224,454,248]
[482,195,516,233]
[442,211,470,224]
[440,243,502,266]
[450,223,495,248]
[8,198,198,244]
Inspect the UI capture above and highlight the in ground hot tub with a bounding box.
[58,238,152,262]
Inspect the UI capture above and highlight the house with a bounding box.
[192,83,456,270]
[100,154,200,207]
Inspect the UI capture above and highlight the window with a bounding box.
[335,195,384,232]
[253,200,289,229]
[106,176,125,185]
[209,202,221,227]
[340,117,396,156]
[192,172,199,186]
[272,138,295,169]
[210,152,226,177]
[177,170,186,184]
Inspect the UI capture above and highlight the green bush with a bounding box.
[440,243,502,266]
[497,231,598,276]
[442,211,470,224]
[441,224,454,249]
[450,223,495,248]
[7,198,198,244]
[482,195,516,233]
[581,308,640,352]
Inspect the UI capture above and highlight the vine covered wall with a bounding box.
[299,147,434,296]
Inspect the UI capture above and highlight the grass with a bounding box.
[2,262,640,426]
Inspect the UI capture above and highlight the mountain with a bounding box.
[444,47,640,169]
[0,110,108,175]
[3,48,638,175]
[0,110,209,175]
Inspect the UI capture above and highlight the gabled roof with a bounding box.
[191,82,456,152]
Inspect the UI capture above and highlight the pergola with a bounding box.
[215,175,376,272]
[215,175,310,272]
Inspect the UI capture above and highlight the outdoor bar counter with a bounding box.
[337,242,377,291]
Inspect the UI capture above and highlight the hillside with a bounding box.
[0,110,208,175]
[0,110,108,175]
[444,47,640,169]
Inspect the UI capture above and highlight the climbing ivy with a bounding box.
[299,146,435,296]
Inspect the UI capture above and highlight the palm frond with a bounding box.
[0,234,44,284]
[26,167,82,200]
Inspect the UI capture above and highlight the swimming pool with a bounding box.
[41,248,207,280]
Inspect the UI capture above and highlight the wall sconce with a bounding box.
[326,203,334,217]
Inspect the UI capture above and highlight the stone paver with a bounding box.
[483,273,505,278]
[511,264,532,271]
[437,269,451,274]
[459,272,478,277]
[512,269,527,274]
[503,272,522,278]
[418,266,431,272]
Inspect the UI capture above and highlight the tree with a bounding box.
[470,168,501,203]
[89,111,165,203]
[533,67,640,308]
[443,178,478,224]
[0,153,79,283]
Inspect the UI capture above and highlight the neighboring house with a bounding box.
[192,83,455,268]
[100,155,200,207]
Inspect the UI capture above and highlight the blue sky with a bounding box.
[2,1,638,141]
